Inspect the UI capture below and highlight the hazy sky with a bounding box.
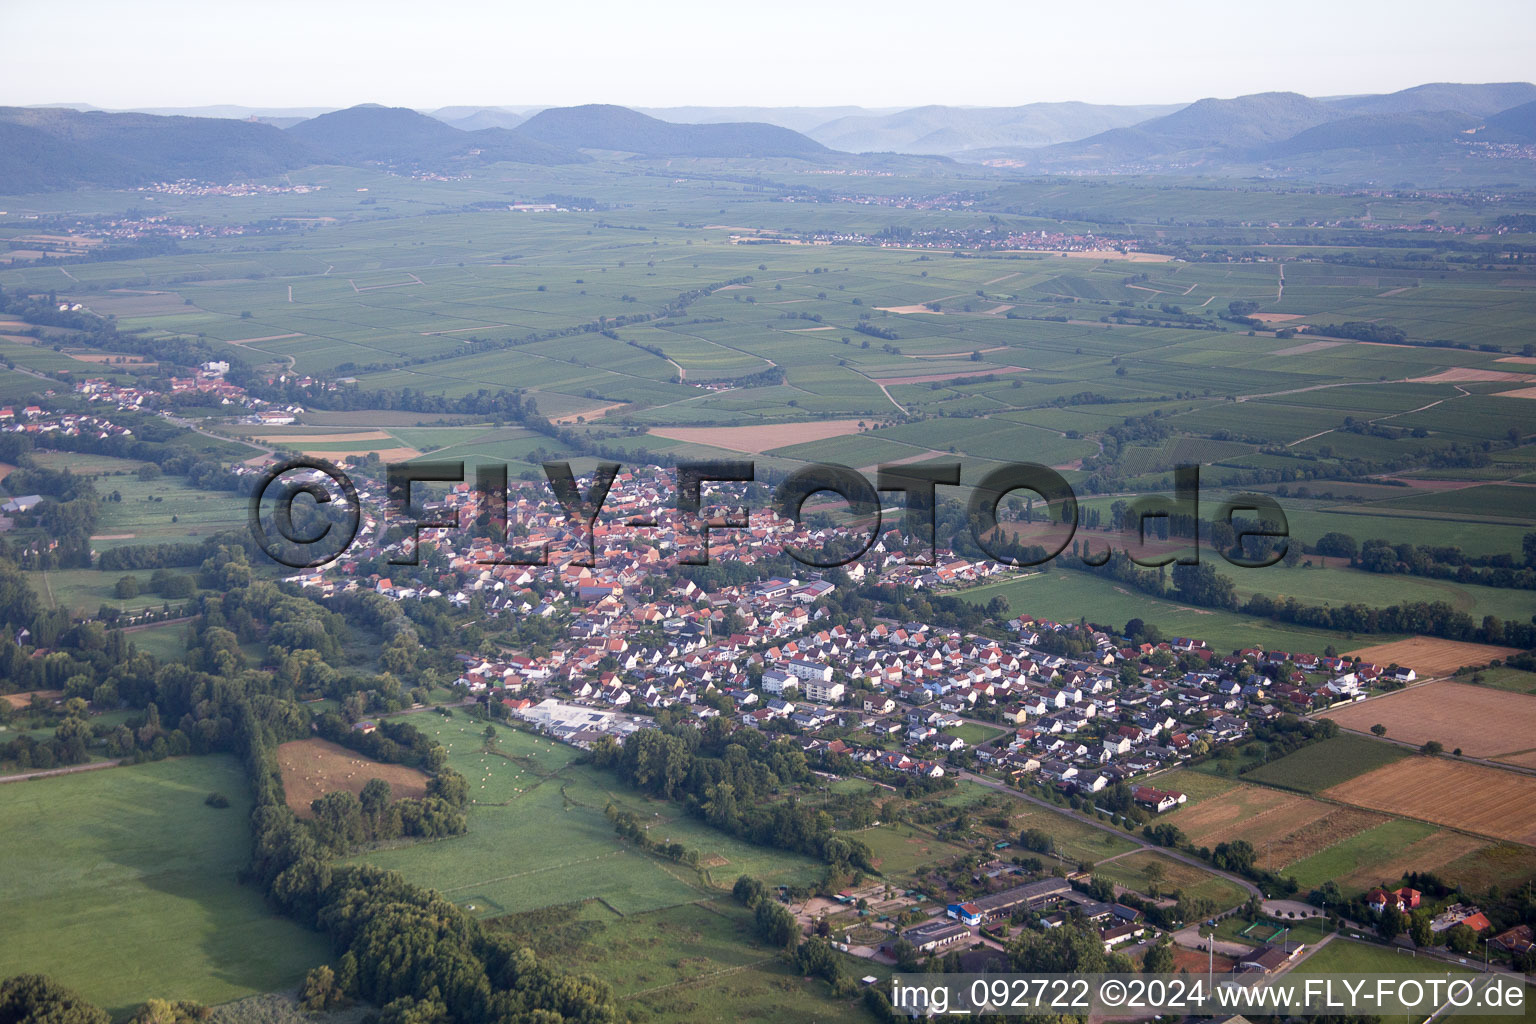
[4,0,1534,110]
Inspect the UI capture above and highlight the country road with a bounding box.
[0,758,124,785]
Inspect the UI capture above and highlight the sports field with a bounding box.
[1324,757,1536,846]
[1323,681,1536,762]
[0,756,329,1015]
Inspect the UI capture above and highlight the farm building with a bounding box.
[901,919,972,954]
[947,878,1071,924]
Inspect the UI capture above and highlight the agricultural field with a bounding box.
[274,737,430,817]
[1324,681,1536,763]
[958,570,1375,655]
[1438,842,1536,893]
[3,138,1536,1023]
[355,713,817,917]
[1343,638,1525,677]
[2,165,1534,662]
[1161,783,1331,848]
[1151,779,1465,891]
[1172,736,1536,892]
[1324,757,1536,846]
[0,756,329,1015]
[1334,829,1492,893]
[1280,818,1439,891]
[1240,734,1408,793]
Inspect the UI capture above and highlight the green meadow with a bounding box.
[0,756,329,1016]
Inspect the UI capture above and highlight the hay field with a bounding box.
[1343,637,1521,676]
[1324,757,1536,845]
[1324,680,1536,760]
[1165,784,1332,847]
[1335,830,1489,892]
[275,737,429,817]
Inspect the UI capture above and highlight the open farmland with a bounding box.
[1279,817,1437,891]
[1343,637,1524,676]
[356,713,817,917]
[0,756,329,1015]
[1439,842,1536,893]
[1146,774,1482,891]
[648,419,871,454]
[1240,733,1407,793]
[3,167,1535,671]
[274,737,430,817]
[1335,829,1490,892]
[1324,757,1536,845]
[1323,681,1536,762]
[1162,783,1334,848]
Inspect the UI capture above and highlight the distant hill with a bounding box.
[0,106,317,191]
[805,101,1181,154]
[636,105,893,133]
[251,116,311,130]
[121,104,337,120]
[1480,99,1536,142]
[429,107,528,131]
[286,104,582,165]
[1263,110,1479,156]
[1001,92,1362,168]
[1121,92,1340,149]
[514,104,830,158]
[1327,82,1536,117]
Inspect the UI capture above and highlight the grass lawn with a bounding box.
[488,898,885,1022]
[1282,818,1440,891]
[951,722,1007,746]
[1090,850,1250,910]
[1241,734,1408,793]
[1007,799,1141,865]
[1462,666,1536,694]
[1293,936,1474,975]
[1143,769,1240,807]
[850,820,968,878]
[125,620,193,661]
[357,713,817,916]
[0,755,329,1016]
